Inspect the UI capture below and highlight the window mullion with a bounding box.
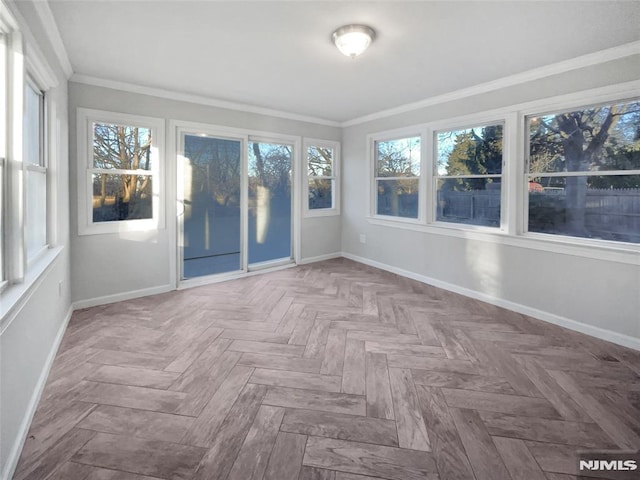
[503,112,520,235]
[90,168,153,176]
[423,126,433,224]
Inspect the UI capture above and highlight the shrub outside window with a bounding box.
[374,136,421,219]
[435,123,503,228]
[527,99,640,244]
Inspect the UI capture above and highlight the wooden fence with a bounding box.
[438,188,640,242]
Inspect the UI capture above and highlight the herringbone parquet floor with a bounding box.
[14,258,640,480]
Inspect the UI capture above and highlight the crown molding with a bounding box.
[32,0,73,79]
[341,40,640,127]
[69,73,342,128]
[69,39,639,129]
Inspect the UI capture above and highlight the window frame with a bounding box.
[1,0,63,322]
[432,119,507,231]
[368,126,426,223]
[24,75,48,263]
[303,138,340,217]
[77,108,165,236]
[522,97,640,244]
[0,31,7,291]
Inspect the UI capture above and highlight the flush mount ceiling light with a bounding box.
[332,24,376,58]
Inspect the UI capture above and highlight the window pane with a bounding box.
[437,124,503,175]
[308,146,333,176]
[248,142,292,264]
[436,178,501,227]
[528,100,640,174]
[183,135,241,278]
[376,137,420,177]
[376,178,419,218]
[26,169,46,259]
[309,178,333,210]
[92,173,153,222]
[24,83,43,166]
[528,175,640,243]
[0,162,3,280]
[93,123,153,170]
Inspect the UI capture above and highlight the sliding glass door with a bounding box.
[181,134,242,278]
[179,132,294,281]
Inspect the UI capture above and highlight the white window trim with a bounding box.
[0,31,7,291]
[365,81,640,264]
[303,137,340,217]
[367,125,426,222]
[77,108,166,236]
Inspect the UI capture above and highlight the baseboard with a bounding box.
[72,284,174,310]
[341,251,640,351]
[1,306,73,480]
[298,252,343,265]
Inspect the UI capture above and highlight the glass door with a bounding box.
[181,134,243,278]
[248,141,292,266]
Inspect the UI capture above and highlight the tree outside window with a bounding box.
[527,100,640,243]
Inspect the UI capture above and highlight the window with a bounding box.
[527,99,640,244]
[304,139,340,215]
[435,123,504,228]
[373,135,421,219]
[24,79,47,261]
[0,0,62,316]
[0,32,6,288]
[77,109,165,235]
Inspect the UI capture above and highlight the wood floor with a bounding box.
[14,258,640,480]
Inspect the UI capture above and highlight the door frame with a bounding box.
[168,120,301,289]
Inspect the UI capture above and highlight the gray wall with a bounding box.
[341,55,640,343]
[68,83,342,304]
[0,2,71,477]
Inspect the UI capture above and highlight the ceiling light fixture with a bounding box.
[332,24,375,58]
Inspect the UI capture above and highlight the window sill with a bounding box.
[304,208,341,218]
[366,217,639,265]
[368,214,422,225]
[0,246,64,334]
[78,219,163,236]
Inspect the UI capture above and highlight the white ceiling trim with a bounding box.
[32,0,73,79]
[69,73,342,128]
[342,40,640,127]
[70,40,640,129]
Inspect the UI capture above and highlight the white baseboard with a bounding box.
[72,284,174,310]
[341,252,640,351]
[1,306,73,480]
[298,252,343,265]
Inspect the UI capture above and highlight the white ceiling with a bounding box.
[47,1,640,123]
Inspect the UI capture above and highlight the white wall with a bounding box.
[68,82,342,304]
[341,54,640,347]
[0,1,71,478]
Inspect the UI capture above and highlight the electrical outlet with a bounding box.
[359,234,366,244]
